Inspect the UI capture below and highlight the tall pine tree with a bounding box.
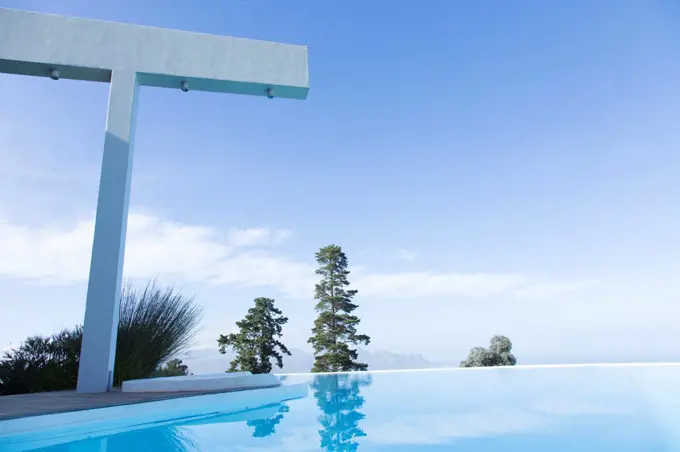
[217,297,291,374]
[308,245,370,372]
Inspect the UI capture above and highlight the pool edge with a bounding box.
[0,383,309,440]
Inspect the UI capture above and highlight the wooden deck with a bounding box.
[0,387,266,421]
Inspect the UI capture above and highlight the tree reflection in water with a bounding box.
[42,402,290,450]
[312,373,373,451]
[247,404,291,437]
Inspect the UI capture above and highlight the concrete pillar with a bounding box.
[77,71,139,393]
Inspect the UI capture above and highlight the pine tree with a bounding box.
[308,245,371,372]
[217,297,291,374]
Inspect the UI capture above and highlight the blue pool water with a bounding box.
[2,365,680,451]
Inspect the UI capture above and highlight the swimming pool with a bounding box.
[1,364,679,451]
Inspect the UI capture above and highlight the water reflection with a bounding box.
[247,404,290,438]
[106,426,198,451]
[39,424,199,451]
[312,373,373,451]
[16,367,680,451]
[35,402,290,451]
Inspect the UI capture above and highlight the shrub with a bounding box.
[114,282,202,385]
[153,359,190,378]
[0,327,82,394]
[0,282,202,395]
[460,335,517,368]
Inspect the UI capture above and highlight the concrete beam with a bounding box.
[0,8,309,99]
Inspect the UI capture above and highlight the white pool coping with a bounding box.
[121,371,279,392]
[275,361,680,376]
[0,382,309,451]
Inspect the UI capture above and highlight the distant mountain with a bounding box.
[360,349,432,370]
[180,348,680,374]
[180,347,433,374]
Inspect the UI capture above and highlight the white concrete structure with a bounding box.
[121,372,281,393]
[0,8,309,393]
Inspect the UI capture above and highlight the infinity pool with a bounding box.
[2,364,679,451]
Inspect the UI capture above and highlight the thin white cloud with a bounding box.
[212,251,316,297]
[0,212,594,301]
[353,271,590,300]
[364,409,547,445]
[356,272,525,299]
[0,216,95,285]
[512,281,598,300]
[227,227,292,247]
[396,248,417,261]
[0,213,295,286]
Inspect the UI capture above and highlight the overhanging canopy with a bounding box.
[0,8,309,99]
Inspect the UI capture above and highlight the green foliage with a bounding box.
[312,374,372,451]
[308,245,371,373]
[114,282,202,385]
[0,327,82,395]
[217,297,291,374]
[0,282,202,395]
[460,335,517,368]
[153,359,190,377]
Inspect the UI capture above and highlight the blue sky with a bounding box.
[1,0,680,364]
